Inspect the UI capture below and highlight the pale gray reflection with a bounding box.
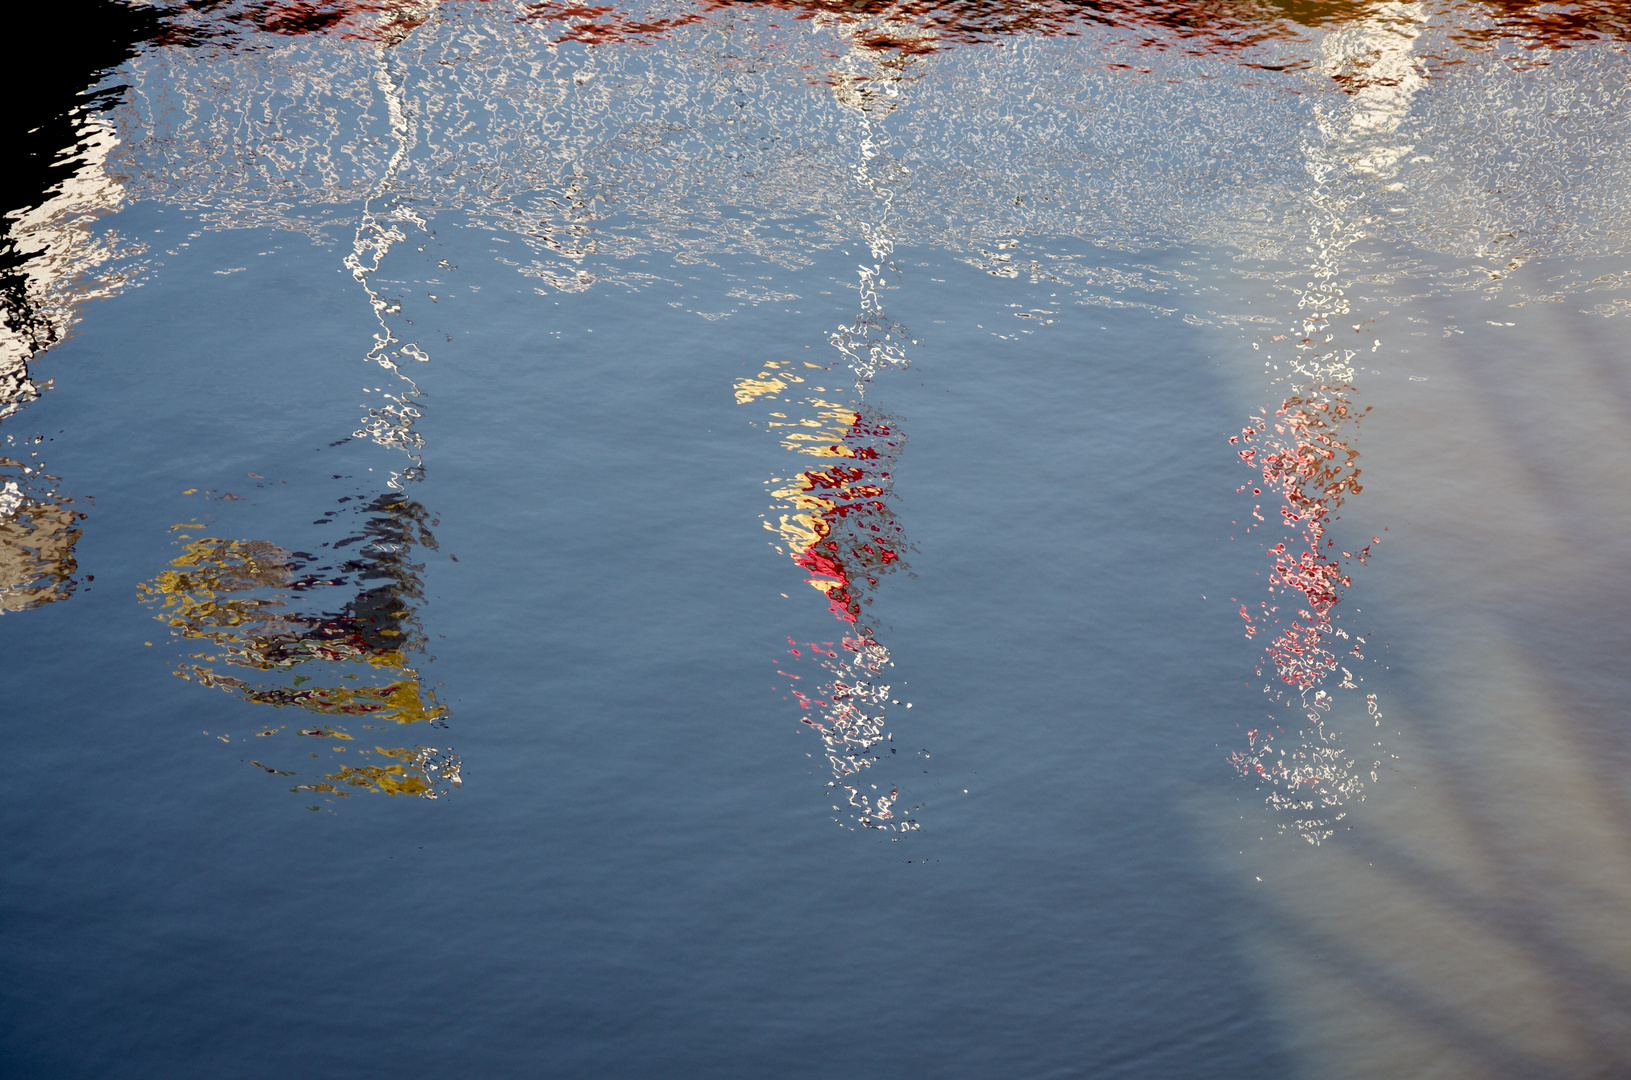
[1206,301,1631,1079]
[1227,2,1431,843]
[0,110,133,614]
[1,111,134,419]
[99,0,1631,310]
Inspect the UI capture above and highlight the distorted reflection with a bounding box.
[1227,387,1376,840]
[140,492,460,798]
[1226,2,1428,842]
[10,0,1621,1071]
[343,12,434,485]
[90,0,1631,829]
[0,108,133,614]
[127,1,462,800]
[743,362,918,829]
[0,108,132,401]
[0,0,163,606]
[742,24,930,830]
[106,0,1631,302]
[0,456,84,614]
[152,0,442,49]
[42,0,1621,832]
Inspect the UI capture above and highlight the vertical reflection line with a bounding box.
[137,4,461,804]
[747,19,936,831]
[1230,2,1428,843]
[344,7,436,489]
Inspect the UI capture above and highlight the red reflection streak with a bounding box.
[1446,0,1631,50]
[519,1,708,44]
[150,0,1631,86]
[153,0,483,46]
[1225,388,1383,843]
[1226,385,1383,841]
[788,420,903,623]
[1232,388,1371,693]
[761,399,915,829]
[515,0,1631,65]
[519,0,1317,56]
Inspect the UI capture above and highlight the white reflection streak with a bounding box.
[806,23,930,831]
[0,114,131,418]
[823,19,925,392]
[344,6,437,487]
[1295,0,1428,383]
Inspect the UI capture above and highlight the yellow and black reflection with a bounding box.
[139,492,461,801]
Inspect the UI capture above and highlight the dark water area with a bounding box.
[3,3,1630,1078]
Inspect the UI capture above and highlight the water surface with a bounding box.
[3,2,1630,1077]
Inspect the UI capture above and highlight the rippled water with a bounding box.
[4,2,1630,1076]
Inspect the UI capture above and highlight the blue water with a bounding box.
[4,220,1284,1075]
[4,4,1631,1077]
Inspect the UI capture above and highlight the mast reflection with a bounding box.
[139,0,459,802]
[743,19,929,831]
[745,365,917,829]
[1227,3,1426,842]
